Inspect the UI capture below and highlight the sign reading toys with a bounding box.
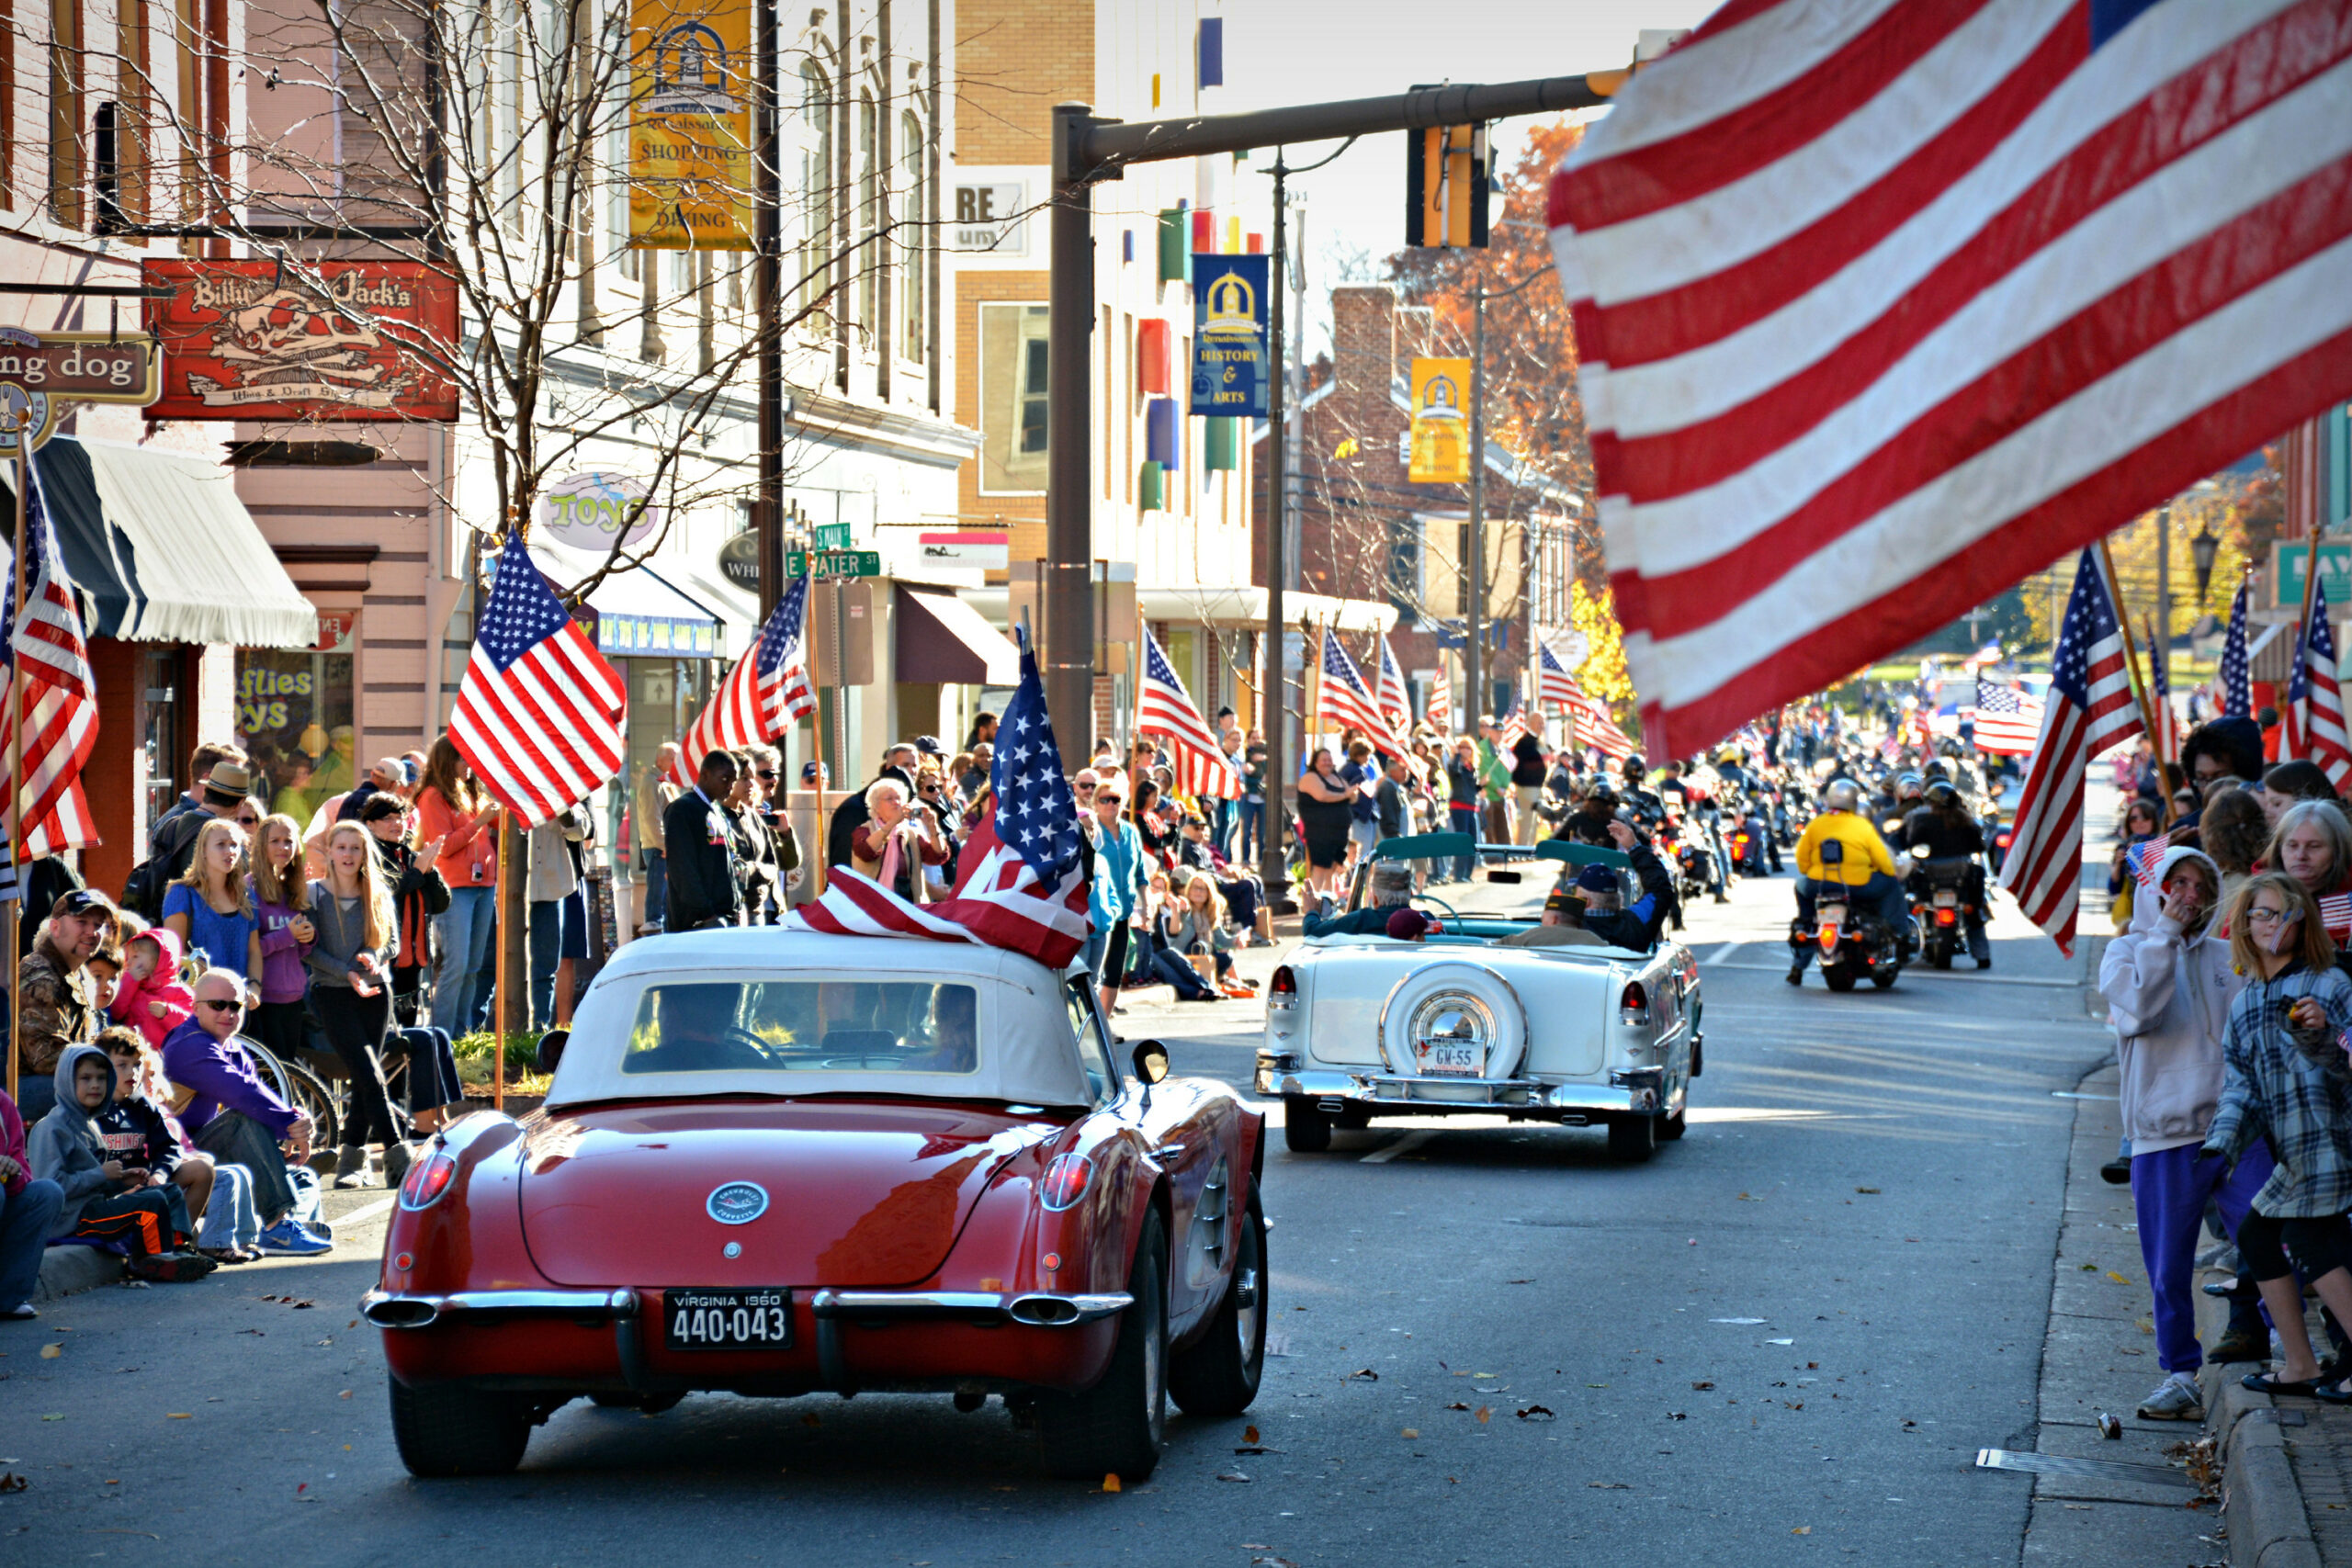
[142,261,458,421]
[628,0,755,249]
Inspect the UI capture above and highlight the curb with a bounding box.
[2199,1248,2324,1567]
[32,1244,124,1303]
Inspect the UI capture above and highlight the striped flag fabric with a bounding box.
[1373,631,1412,730]
[0,463,98,863]
[1499,703,1529,752]
[1546,0,2352,761]
[450,529,628,828]
[2144,616,2176,762]
[1317,628,1402,754]
[1973,678,2045,756]
[1999,550,2143,955]
[1537,638,1584,714]
[1138,626,1241,800]
[2321,888,2352,943]
[1426,665,1453,732]
[2123,838,2165,891]
[673,570,816,785]
[2220,579,2252,717]
[2285,579,2352,789]
[782,629,1089,968]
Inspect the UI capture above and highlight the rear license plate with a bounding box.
[663,1288,793,1350]
[1416,1040,1486,1078]
[1934,891,1957,908]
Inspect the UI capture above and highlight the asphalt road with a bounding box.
[0,838,2123,1568]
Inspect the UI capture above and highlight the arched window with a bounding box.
[899,108,924,362]
[798,59,831,314]
[856,90,876,332]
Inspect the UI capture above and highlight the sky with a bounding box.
[1214,0,1722,355]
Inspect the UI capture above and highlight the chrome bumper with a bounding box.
[1256,1059,1667,1116]
[361,1287,639,1330]
[809,1288,1131,1327]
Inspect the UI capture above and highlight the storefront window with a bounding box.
[978,302,1050,493]
[235,612,356,823]
[619,656,713,857]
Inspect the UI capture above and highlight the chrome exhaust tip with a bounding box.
[361,1293,439,1329]
[1008,1294,1081,1326]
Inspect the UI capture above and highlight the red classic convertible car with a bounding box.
[365,929,1268,1480]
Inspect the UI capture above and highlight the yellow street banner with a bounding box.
[628,0,754,250]
[1408,356,1471,484]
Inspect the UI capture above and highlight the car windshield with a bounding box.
[618,980,981,1077]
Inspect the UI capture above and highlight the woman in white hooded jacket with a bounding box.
[2098,846,2274,1420]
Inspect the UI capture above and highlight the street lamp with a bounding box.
[2191,520,2221,604]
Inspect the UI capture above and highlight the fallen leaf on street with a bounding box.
[2107,1271,2131,1285]
[1400,1428,1419,1439]
[38,1345,60,1359]
[40,1415,62,1422]
[1669,1412,1688,1421]
[1855,1187,1881,1195]
[164,1413,190,1420]
[1216,1472,1250,1483]
[1102,1473,1121,1492]
[338,1391,352,1400]
[1691,1381,1715,1391]
[1792,1527,1811,1536]
[1346,1368,1379,1382]
[1446,1402,1472,1410]
[1232,1446,1281,1456]
[1507,1278,1536,1284]
[0,1473,24,1493]
[1517,1405,1556,1421]
[1588,1481,1628,1490]
[1475,1406,1491,1424]
[1243,1426,1260,1445]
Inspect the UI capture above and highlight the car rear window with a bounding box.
[618,980,981,1076]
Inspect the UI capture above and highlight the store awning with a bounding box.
[5,436,316,649]
[898,585,1020,684]
[529,544,724,660]
[964,584,1398,636]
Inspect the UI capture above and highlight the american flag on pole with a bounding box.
[1999,550,2142,955]
[1537,638,1583,714]
[1498,700,1529,753]
[0,464,97,867]
[673,570,815,785]
[2144,615,2176,763]
[1426,664,1453,732]
[2122,838,2165,892]
[2220,578,2252,717]
[1973,678,2044,756]
[2321,888,2352,944]
[2285,578,2352,790]
[1547,0,2352,761]
[1137,626,1241,800]
[782,628,1090,969]
[449,530,628,828]
[1318,628,1402,754]
[1373,632,1411,731]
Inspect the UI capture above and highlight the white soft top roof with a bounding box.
[544,929,1092,1109]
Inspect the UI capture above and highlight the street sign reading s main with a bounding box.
[787,548,881,580]
[1190,254,1269,419]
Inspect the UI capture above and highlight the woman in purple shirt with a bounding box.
[247,814,317,1066]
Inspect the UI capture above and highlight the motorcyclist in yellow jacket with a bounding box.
[1788,779,1913,984]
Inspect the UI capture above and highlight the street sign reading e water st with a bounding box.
[787,548,881,580]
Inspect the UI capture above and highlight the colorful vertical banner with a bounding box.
[628,0,755,250]
[1190,254,1269,418]
[1408,356,1471,483]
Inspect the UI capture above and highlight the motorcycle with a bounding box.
[1791,889,1907,992]
[1906,847,1985,970]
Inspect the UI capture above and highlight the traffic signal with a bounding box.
[1404,117,1488,249]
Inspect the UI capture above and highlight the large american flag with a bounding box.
[1373,632,1412,730]
[1137,626,1241,800]
[1546,0,2352,761]
[673,570,815,785]
[1318,628,1402,754]
[1537,638,1583,714]
[2285,578,2352,790]
[2220,578,2252,717]
[782,630,1089,968]
[450,530,628,828]
[0,464,97,863]
[1973,677,2044,757]
[1999,550,2142,955]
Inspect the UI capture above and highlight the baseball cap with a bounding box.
[1575,863,1618,894]
[1385,908,1433,941]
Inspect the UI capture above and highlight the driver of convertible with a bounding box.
[1500,818,1672,953]
[645,983,752,1071]
[1306,861,1421,936]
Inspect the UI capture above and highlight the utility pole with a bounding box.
[1042,75,1611,770]
[753,0,784,621]
[1466,265,1553,729]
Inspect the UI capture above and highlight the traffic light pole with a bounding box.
[1466,264,1555,730]
[1042,73,1611,780]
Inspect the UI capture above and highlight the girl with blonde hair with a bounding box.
[246,813,318,1065]
[307,821,403,1189]
[163,817,260,983]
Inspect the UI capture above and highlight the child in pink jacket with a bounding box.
[110,926,198,1050]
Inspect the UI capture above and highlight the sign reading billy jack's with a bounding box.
[141,260,459,422]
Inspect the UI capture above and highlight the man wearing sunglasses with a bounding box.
[159,970,329,1255]
[15,890,115,1122]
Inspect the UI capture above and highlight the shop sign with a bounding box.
[718,528,761,587]
[2272,541,2352,610]
[1190,254,1269,418]
[951,182,1028,254]
[596,610,717,660]
[539,472,661,550]
[628,0,755,249]
[1408,357,1471,484]
[142,260,459,422]
[912,529,1008,569]
[0,326,162,454]
[313,610,356,653]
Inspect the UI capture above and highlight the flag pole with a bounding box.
[2095,537,2171,829]
[491,829,505,1112]
[6,434,27,1106]
[2289,499,2330,767]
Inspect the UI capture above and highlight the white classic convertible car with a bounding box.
[1256,835,1702,1162]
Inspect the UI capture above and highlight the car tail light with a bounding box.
[1620,980,1649,1027]
[399,1149,457,1211]
[1268,965,1298,1012]
[1039,1153,1094,1212]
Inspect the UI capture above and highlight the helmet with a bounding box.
[1924,780,1960,808]
[1716,749,1742,767]
[1894,771,1924,797]
[1824,780,1861,812]
[1923,760,1950,782]
[1621,753,1646,780]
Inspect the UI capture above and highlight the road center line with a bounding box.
[335,1196,399,1230]
[1711,961,2081,988]
[1361,1129,1436,1164]
[1702,942,1742,965]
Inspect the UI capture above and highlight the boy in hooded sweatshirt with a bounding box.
[26,1045,214,1282]
[2099,846,2272,1421]
[109,926,197,1051]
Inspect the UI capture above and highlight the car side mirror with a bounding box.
[536,1028,570,1075]
[1131,1040,1170,1085]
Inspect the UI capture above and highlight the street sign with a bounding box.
[1190,254,1270,418]
[786,548,881,580]
[2271,541,2352,610]
[811,523,852,548]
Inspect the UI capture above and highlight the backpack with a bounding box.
[122,812,205,922]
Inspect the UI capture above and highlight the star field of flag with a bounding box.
[2221,581,2252,718]
[989,629,1080,880]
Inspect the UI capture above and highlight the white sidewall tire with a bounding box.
[1376,961,1529,1081]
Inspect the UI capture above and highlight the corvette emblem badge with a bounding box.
[707,1181,769,1225]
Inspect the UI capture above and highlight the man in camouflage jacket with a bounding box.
[16,890,111,1121]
